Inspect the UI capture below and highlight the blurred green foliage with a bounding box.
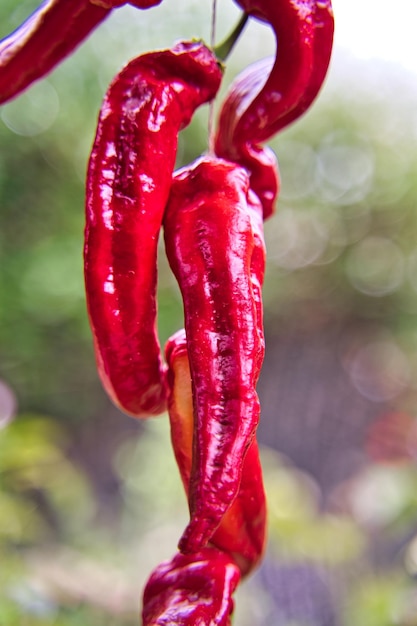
[1,1,417,624]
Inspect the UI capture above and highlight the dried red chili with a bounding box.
[0,0,162,105]
[163,156,266,552]
[85,42,222,417]
[142,547,241,626]
[165,328,267,576]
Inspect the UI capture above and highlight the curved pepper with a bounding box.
[163,156,266,552]
[165,329,267,576]
[214,69,280,220]
[217,0,334,146]
[142,547,241,626]
[84,43,222,417]
[0,0,162,105]
[215,58,280,219]
[215,1,333,218]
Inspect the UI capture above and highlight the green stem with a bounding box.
[214,13,249,62]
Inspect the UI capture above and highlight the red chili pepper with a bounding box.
[142,547,241,626]
[214,1,333,219]
[84,43,222,417]
[165,328,267,576]
[217,0,334,147]
[211,17,281,220]
[0,0,162,105]
[163,156,266,552]
[214,57,281,219]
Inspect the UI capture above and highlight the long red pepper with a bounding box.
[214,58,280,220]
[215,68,274,219]
[85,43,222,417]
[217,0,334,147]
[0,0,162,105]
[165,328,267,576]
[142,547,241,626]
[163,156,266,552]
[215,0,333,219]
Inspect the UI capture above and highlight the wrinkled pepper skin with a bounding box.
[217,0,334,146]
[85,43,222,417]
[163,157,266,552]
[0,0,162,105]
[165,329,267,576]
[142,547,241,626]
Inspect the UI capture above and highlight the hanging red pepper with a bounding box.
[163,156,266,552]
[85,42,222,417]
[165,328,267,576]
[142,546,241,626]
[214,1,333,219]
[214,62,280,220]
[217,0,334,147]
[0,0,162,105]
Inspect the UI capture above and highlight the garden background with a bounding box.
[1,1,417,624]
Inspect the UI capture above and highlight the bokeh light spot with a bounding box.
[0,379,17,428]
[1,81,59,136]
[267,209,328,270]
[277,141,318,201]
[349,465,413,528]
[348,339,410,402]
[317,133,374,205]
[346,236,405,296]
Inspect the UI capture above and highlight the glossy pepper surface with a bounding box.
[214,58,280,220]
[225,140,280,221]
[217,0,334,146]
[85,42,222,417]
[165,328,267,576]
[215,0,333,218]
[163,156,266,552]
[142,547,241,626]
[0,0,162,105]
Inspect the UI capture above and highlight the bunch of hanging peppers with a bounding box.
[0,0,334,623]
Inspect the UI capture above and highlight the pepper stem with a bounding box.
[213,13,248,62]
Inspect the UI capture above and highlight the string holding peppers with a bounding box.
[0,0,334,622]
